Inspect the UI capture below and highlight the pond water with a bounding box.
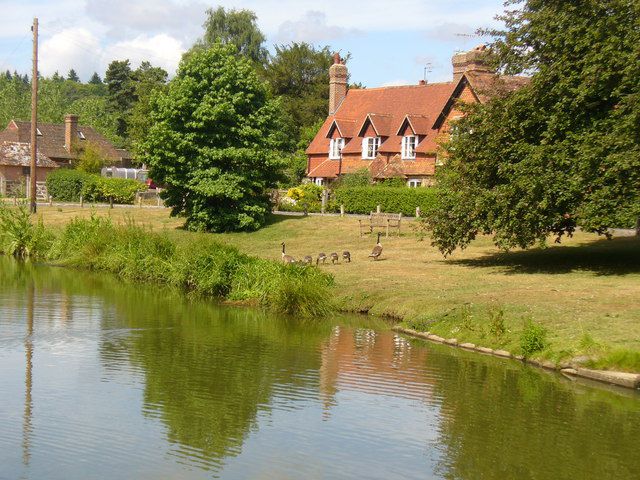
[1,258,639,480]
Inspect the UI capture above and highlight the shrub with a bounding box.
[46,169,91,201]
[0,203,53,258]
[82,176,146,204]
[332,168,371,188]
[75,142,110,174]
[520,320,548,357]
[332,186,438,216]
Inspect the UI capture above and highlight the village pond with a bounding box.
[1,257,639,480]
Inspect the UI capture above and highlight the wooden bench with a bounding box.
[359,212,402,237]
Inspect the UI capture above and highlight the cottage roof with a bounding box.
[0,120,131,161]
[0,142,58,168]
[307,82,456,156]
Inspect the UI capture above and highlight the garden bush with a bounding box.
[81,176,146,204]
[333,186,438,216]
[46,169,91,202]
[47,170,146,204]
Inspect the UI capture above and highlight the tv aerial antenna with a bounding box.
[423,63,432,82]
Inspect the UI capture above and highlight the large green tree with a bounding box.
[193,7,268,66]
[105,59,135,139]
[429,0,640,255]
[141,43,287,232]
[128,61,168,157]
[263,43,334,140]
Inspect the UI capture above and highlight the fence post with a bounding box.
[0,177,5,196]
[340,204,344,217]
[636,217,640,237]
[109,196,114,209]
[416,206,420,218]
[321,189,327,214]
[80,195,84,208]
[157,195,161,207]
[376,204,381,213]
[49,195,53,206]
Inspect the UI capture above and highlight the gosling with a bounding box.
[316,252,327,265]
[342,251,351,263]
[330,252,339,264]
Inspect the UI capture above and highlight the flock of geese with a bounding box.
[281,232,383,265]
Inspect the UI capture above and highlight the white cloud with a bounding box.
[40,28,102,79]
[84,0,207,41]
[102,34,185,74]
[39,28,185,80]
[276,11,360,43]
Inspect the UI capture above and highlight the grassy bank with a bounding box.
[12,205,640,372]
[0,205,333,317]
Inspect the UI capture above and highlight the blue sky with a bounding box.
[0,0,506,86]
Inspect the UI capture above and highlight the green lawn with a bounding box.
[35,206,640,371]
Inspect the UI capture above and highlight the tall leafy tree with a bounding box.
[194,7,268,66]
[429,0,640,255]
[105,59,135,139]
[128,61,168,157]
[264,43,334,139]
[141,43,286,232]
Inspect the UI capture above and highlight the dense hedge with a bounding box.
[332,186,438,216]
[82,176,146,204]
[46,169,146,204]
[46,169,90,202]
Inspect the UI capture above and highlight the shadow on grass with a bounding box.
[265,213,309,226]
[448,236,640,276]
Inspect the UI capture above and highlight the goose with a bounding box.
[281,242,296,264]
[316,252,327,265]
[342,251,351,263]
[369,233,383,260]
[330,252,339,264]
[302,255,313,265]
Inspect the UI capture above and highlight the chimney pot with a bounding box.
[65,114,79,154]
[329,54,348,115]
[452,45,493,82]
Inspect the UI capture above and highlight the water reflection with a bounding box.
[1,258,639,480]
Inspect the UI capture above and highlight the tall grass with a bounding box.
[35,213,334,317]
[0,203,52,258]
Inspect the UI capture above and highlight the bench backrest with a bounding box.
[369,212,402,226]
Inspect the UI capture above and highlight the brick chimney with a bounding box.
[329,53,348,115]
[64,114,78,153]
[452,45,494,82]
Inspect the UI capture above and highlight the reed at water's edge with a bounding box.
[0,204,334,317]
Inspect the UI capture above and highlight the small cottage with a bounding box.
[0,142,58,196]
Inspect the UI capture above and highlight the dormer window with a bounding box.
[401,135,417,159]
[329,138,344,159]
[362,136,380,159]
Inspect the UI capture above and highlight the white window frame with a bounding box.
[361,136,380,159]
[329,138,344,159]
[314,177,325,186]
[407,178,422,188]
[401,135,417,159]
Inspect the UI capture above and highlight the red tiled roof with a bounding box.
[0,141,58,168]
[327,119,357,138]
[307,159,339,178]
[306,82,456,156]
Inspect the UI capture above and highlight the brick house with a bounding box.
[306,46,529,187]
[0,142,58,196]
[0,114,133,167]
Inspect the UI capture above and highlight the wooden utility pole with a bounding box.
[29,17,38,214]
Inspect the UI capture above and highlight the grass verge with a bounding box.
[0,205,334,317]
